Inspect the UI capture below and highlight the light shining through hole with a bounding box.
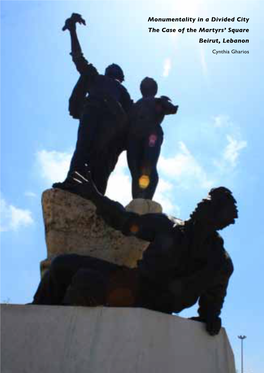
[139,175,150,189]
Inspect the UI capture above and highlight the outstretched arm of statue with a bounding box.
[62,13,85,55]
[67,169,174,242]
[62,13,93,75]
[196,256,233,327]
[156,96,179,115]
[188,252,234,336]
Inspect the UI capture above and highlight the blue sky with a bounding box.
[1,1,263,372]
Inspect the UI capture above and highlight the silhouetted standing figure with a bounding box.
[33,169,237,336]
[53,14,133,194]
[127,77,178,199]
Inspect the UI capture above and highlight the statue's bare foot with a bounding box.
[62,13,86,31]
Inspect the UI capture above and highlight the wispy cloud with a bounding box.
[158,114,247,194]
[211,116,248,171]
[155,178,179,215]
[0,196,34,232]
[36,149,72,185]
[213,115,232,128]
[162,58,172,78]
[25,191,37,198]
[159,142,214,190]
[217,135,247,169]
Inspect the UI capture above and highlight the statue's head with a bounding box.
[105,64,125,83]
[190,187,238,230]
[140,77,158,98]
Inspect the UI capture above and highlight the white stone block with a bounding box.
[1,305,236,373]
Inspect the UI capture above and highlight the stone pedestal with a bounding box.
[1,305,236,373]
[41,189,162,275]
[126,198,162,214]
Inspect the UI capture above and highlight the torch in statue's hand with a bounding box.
[62,13,86,31]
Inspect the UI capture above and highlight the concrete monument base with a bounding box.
[1,304,236,373]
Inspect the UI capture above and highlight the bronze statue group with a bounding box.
[33,14,238,337]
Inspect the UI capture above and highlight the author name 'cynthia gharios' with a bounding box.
[212,49,249,54]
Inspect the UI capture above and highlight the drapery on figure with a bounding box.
[53,14,133,195]
[33,168,238,336]
[127,77,178,199]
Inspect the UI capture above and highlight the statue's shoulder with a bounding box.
[134,97,155,108]
[212,232,233,267]
[214,231,224,246]
[129,97,157,124]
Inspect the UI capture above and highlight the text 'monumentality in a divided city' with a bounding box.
[148,17,250,23]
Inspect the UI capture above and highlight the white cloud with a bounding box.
[222,135,247,168]
[159,142,214,190]
[107,154,179,214]
[157,116,247,193]
[25,191,37,198]
[36,149,72,185]
[162,58,172,78]
[210,116,248,171]
[106,154,179,215]
[155,178,179,215]
[106,153,131,205]
[0,197,34,232]
[212,115,232,128]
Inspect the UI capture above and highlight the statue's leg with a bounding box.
[141,131,163,200]
[89,153,110,195]
[32,254,119,305]
[64,266,141,307]
[127,136,144,199]
[83,114,122,195]
[138,277,174,314]
[67,107,99,178]
[63,268,109,306]
[106,267,139,307]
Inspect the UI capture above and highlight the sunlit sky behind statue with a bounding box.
[1,0,263,372]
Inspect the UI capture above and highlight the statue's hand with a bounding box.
[189,316,204,322]
[205,316,222,336]
[62,13,86,31]
[190,316,222,336]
